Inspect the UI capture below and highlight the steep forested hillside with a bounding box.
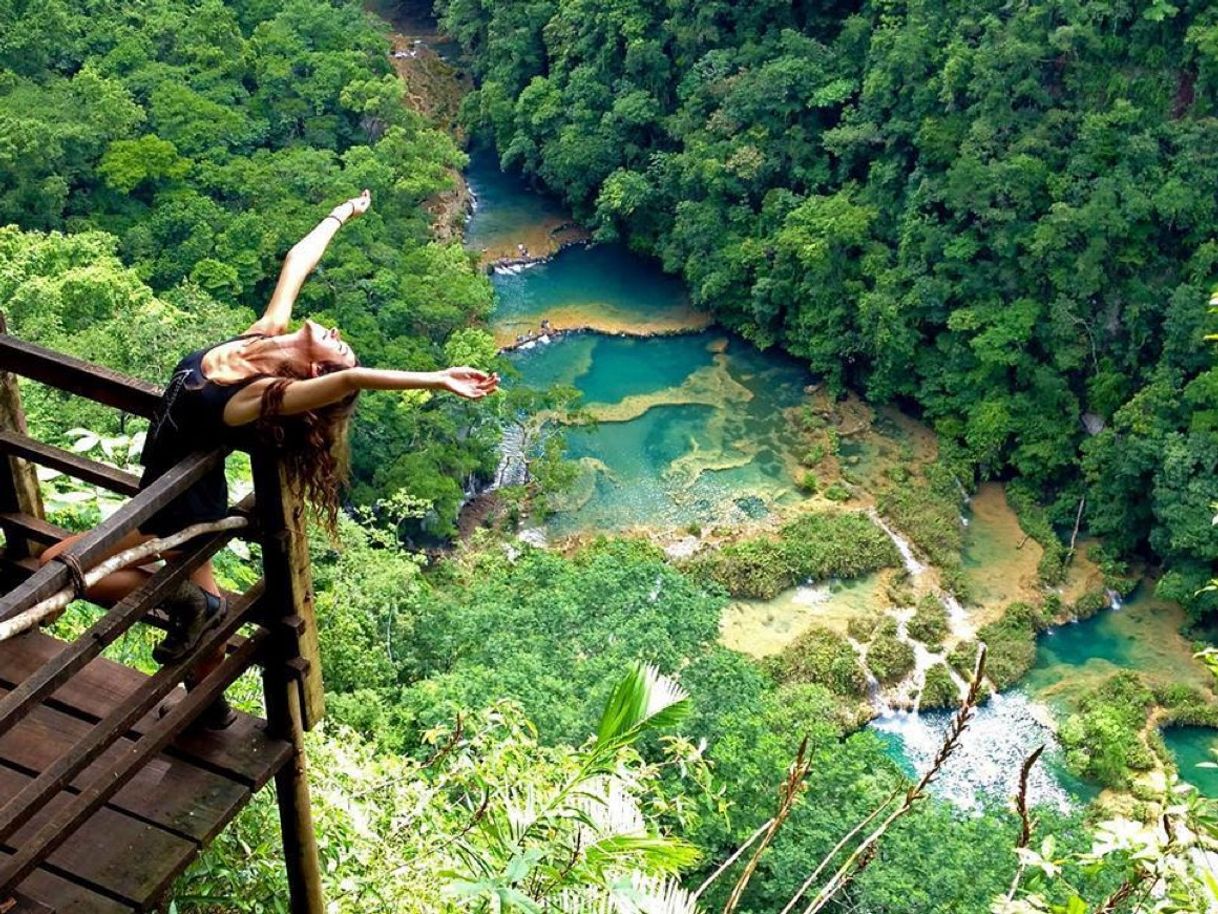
[0,0,498,533]
[437,0,1218,614]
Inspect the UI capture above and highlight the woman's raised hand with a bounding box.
[331,189,372,225]
[439,367,500,400]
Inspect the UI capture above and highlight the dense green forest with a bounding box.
[436,0,1218,616]
[4,0,1218,912]
[0,0,500,535]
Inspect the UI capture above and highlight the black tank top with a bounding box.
[137,333,267,534]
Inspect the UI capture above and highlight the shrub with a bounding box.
[907,594,950,649]
[919,663,960,710]
[1069,589,1109,620]
[1059,672,1157,788]
[768,625,867,697]
[686,511,899,599]
[867,620,915,686]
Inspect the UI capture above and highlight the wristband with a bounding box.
[325,214,345,227]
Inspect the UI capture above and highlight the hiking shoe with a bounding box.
[198,695,237,730]
[157,690,238,731]
[153,582,226,665]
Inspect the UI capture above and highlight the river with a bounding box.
[390,13,1218,811]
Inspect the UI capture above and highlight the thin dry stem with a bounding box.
[0,516,249,641]
[722,735,812,914]
[692,818,774,901]
[796,646,988,914]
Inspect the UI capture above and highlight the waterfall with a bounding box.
[872,691,1075,812]
[492,425,529,490]
[869,509,926,576]
[1106,588,1124,611]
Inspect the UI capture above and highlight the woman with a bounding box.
[41,189,498,727]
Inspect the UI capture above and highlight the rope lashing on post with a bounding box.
[0,516,250,643]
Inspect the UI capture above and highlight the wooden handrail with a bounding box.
[0,450,219,622]
[0,495,254,742]
[0,431,141,496]
[0,335,162,419]
[0,581,265,849]
[0,623,268,895]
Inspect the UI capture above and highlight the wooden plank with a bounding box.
[0,317,45,562]
[9,866,131,914]
[0,433,140,498]
[0,585,264,845]
[0,765,196,907]
[0,633,266,900]
[1,892,51,914]
[0,336,162,420]
[0,632,290,789]
[0,517,65,547]
[0,450,220,622]
[0,516,254,743]
[0,694,250,844]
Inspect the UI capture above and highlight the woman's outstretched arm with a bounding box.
[222,366,500,426]
[245,190,372,336]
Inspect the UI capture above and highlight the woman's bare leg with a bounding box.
[40,532,221,605]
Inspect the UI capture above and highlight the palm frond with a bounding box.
[597,664,690,745]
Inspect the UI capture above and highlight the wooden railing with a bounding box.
[0,320,327,913]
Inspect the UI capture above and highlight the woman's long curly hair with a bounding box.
[256,361,358,540]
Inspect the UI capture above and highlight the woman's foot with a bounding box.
[153,582,226,664]
[158,689,237,731]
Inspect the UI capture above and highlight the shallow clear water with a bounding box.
[509,332,812,532]
[1163,726,1218,797]
[489,244,705,342]
[464,148,571,259]
[1022,588,1212,710]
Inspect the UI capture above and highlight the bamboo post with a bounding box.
[252,451,325,914]
[0,314,45,560]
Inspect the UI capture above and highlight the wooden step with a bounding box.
[0,631,292,911]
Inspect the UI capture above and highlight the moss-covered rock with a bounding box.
[847,612,884,643]
[949,602,1044,690]
[867,620,915,686]
[1069,589,1109,621]
[919,663,961,710]
[907,594,950,649]
[768,624,867,697]
[1059,671,1157,789]
[686,511,900,599]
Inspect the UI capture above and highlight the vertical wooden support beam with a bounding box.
[251,454,325,728]
[263,667,325,914]
[0,314,45,560]
[252,451,325,914]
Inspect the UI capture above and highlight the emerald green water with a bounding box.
[1021,589,1212,710]
[465,147,568,257]
[468,153,1217,808]
[1163,727,1218,797]
[508,331,811,532]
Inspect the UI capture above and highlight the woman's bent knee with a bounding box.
[38,533,82,566]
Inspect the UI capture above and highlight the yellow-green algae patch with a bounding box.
[721,571,892,658]
[962,483,1045,627]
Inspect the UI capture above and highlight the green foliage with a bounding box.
[907,594,950,649]
[686,510,899,599]
[950,602,1045,690]
[919,663,960,711]
[0,0,497,538]
[866,618,916,686]
[766,624,867,698]
[441,0,1218,617]
[1059,672,1157,788]
[180,684,704,913]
